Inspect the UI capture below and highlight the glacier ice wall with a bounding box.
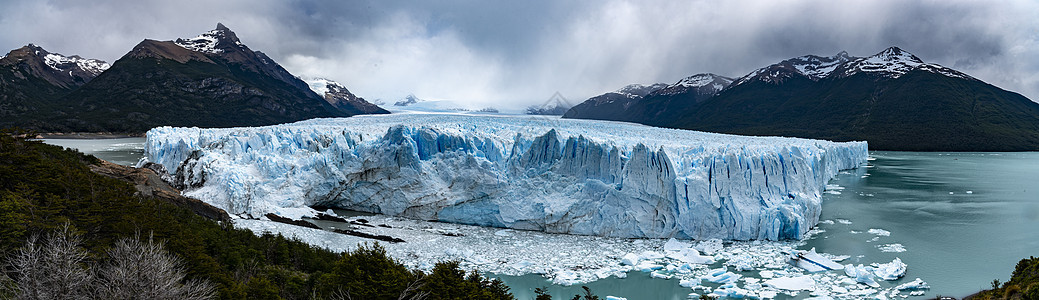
[142,113,867,240]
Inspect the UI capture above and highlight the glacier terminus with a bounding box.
[142,113,867,240]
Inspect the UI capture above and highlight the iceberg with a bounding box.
[872,258,907,280]
[142,113,867,240]
[844,264,880,287]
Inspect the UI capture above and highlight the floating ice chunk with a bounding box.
[819,220,835,225]
[896,278,930,290]
[494,229,513,236]
[845,264,880,287]
[966,191,973,194]
[873,258,906,280]
[760,270,776,278]
[697,239,724,255]
[837,219,853,225]
[621,253,640,266]
[664,238,692,251]
[551,270,581,286]
[788,248,844,272]
[759,290,779,299]
[639,251,665,261]
[606,296,627,300]
[680,278,703,288]
[910,290,926,296]
[651,271,672,279]
[877,243,906,253]
[867,229,891,236]
[636,261,664,272]
[706,271,741,284]
[765,275,816,291]
[667,248,714,264]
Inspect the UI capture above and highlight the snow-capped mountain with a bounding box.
[393,94,423,106]
[732,47,973,87]
[560,83,666,121]
[0,44,109,88]
[651,73,733,97]
[303,77,389,115]
[174,23,242,54]
[44,23,382,133]
[1,44,111,129]
[614,83,670,99]
[564,46,1039,151]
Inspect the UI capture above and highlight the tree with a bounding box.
[95,234,215,300]
[3,223,93,300]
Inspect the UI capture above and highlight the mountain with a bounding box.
[0,44,109,129]
[45,23,384,133]
[565,47,1039,151]
[303,77,388,115]
[526,91,574,115]
[393,94,423,106]
[561,74,733,122]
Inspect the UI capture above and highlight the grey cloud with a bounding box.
[2,0,1037,106]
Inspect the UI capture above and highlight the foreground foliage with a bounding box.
[0,134,512,299]
[972,257,1039,300]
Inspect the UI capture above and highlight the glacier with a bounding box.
[142,113,867,240]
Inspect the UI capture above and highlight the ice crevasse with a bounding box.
[142,113,868,240]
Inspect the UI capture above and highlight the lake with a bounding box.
[43,137,1039,299]
[41,137,146,166]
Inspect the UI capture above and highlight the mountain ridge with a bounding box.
[2,23,388,133]
[564,47,1039,151]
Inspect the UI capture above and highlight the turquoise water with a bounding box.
[45,138,1039,299]
[494,151,1039,299]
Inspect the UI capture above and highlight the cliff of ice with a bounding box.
[142,113,868,240]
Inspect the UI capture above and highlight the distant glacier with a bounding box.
[142,113,867,240]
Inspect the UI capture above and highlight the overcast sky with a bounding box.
[2,0,1037,109]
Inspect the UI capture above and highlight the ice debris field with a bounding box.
[236,211,929,299]
[142,113,867,240]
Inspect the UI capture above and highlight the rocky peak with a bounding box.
[302,77,389,115]
[654,73,733,96]
[839,46,924,78]
[614,83,669,98]
[1,44,109,87]
[175,23,245,54]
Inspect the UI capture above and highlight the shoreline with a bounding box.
[38,132,144,139]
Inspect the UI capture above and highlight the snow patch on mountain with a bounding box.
[142,113,867,240]
[733,47,975,87]
[174,24,241,54]
[612,83,669,99]
[841,47,923,78]
[42,53,110,76]
[654,74,733,96]
[303,77,335,96]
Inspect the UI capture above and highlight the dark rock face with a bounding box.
[89,160,230,222]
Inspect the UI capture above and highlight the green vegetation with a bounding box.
[0,134,512,299]
[971,256,1039,300]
